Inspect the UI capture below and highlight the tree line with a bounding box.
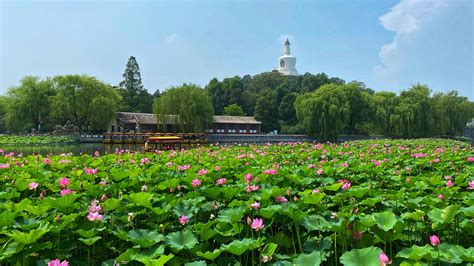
[1,56,472,141]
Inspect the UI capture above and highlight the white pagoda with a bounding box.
[277,39,298,76]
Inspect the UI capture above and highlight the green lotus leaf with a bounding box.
[437,243,464,264]
[460,205,474,218]
[127,229,165,248]
[193,222,216,240]
[196,248,223,261]
[428,205,459,228]
[401,210,425,221]
[260,205,282,218]
[292,251,323,265]
[325,182,343,191]
[396,245,435,261]
[157,178,180,190]
[166,229,198,251]
[102,198,121,211]
[302,193,325,205]
[132,253,174,266]
[215,222,243,236]
[372,211,397,231]
[76,228,98,239]
[13,198,32,212]
[340,246,382,266]
[301,215,331,231]
[79,236,102,246]
[8,222,50,245]
[110,168,130,182]
[216,207,246,223]
[462,247,474,262]
[399,261,428,266]
[126,192,153,209]
[24,204,51,216]
[46,194,80,210]
[0,241,24,260]
[184,261,207,266]
[222,238,257,256]
[261,243,278,257]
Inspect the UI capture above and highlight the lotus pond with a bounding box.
[0,139,473,265]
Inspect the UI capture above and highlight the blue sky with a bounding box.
[1,0,472,99]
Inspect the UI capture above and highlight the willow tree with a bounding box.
[153,84,214,133]
[51,75,121,133]
[295,83,349,141]
[4,76,54,133]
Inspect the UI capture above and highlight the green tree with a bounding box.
[223,104,245,116]
[254,89,280,133]
[4,76,54,133]
[51,75,121,133]
[279,92,298,125]
[118,56,153,113]
[343,81,376,135]
[154,84,214,133]
[295,83,349,141]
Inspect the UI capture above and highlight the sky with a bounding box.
[1,0,473,99]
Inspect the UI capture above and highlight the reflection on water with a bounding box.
[0,143,145,156]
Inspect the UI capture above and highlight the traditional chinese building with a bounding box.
[109,112,261,134]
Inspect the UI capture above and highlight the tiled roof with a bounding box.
[212,115,261,124]
[117,113,260,125]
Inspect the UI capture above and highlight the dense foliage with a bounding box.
[205,73,473,139]
[153,84,214,133]
[0,135,76,145]
[0,139,473,265]
[1,75,121,134]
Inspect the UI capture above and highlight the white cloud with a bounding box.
[373,0,447,85]
[277,34,295,44]
[164,33,180,44]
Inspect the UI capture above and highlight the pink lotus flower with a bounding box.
[341,162,349,168]
[468,180,474,190]
[179,214,188,225]
[312,189,320,194]
[251,218,264,231]
[58,177,69,188]
[87,211,103,222]
[405,178,411,183]
[48,259,69,266]
[430,234,440,246]
[245,173,253,183]
[437,194,444,200]
[99,180,107,187]
[178,165,190,171]
[379,252,391,266]
[60,188,72,196]
[216,178,227,185]
[0,163,10,169]
[316,169,323,175]
[214,166,221,171]
[198,169,208,176]
[467,157,474,162]
[101,194,107,202]
[43,158,52,165]
[445,180,454,187]
[264,169,278,175]
[308,164,314,169]
[191,179,202,187]
[140,157,150,164]
[250,201,260,210]
[276,195,288,203]
[94,150,100,157]
[245,185,260,193]
[28,182,39,190]
[341,182,351,190]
